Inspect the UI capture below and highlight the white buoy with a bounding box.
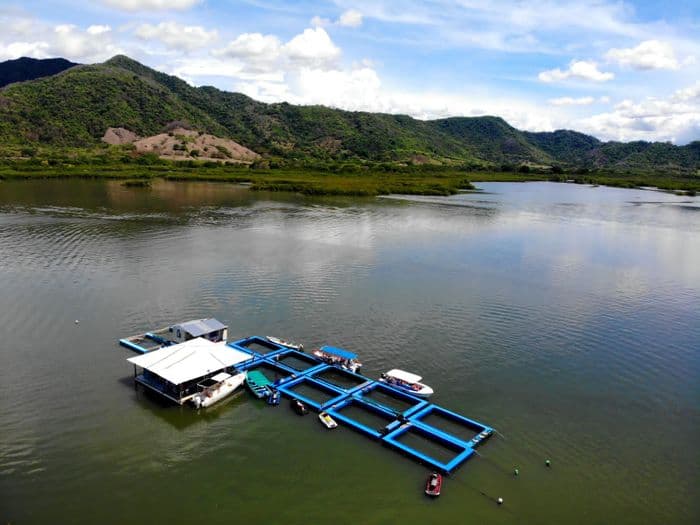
[497,497,504,505]
[545,459,551,467]
[75,319,79,324]
[514,468,519,476]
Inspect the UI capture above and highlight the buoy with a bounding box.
[514,468,519,476]
[545,459,551,467]
[497,497,504,505]
[75,320,79,324]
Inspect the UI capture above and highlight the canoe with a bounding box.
[425,472,442,497]
[266,336,303,351]
[319,411,338,429]
[379,369,434,398]
[192,372,246,409]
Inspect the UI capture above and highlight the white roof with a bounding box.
[127,338,250,385]
[386,369,422,383]
[211,372,232,382]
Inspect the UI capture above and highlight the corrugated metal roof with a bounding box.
[174,318,227,338]
[127,338,249,385]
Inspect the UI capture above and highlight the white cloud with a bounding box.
[605,40,682,70]
[212,33,281,62]
[310,16,331,28]
[580,81,700,143]
[549,96,595,106]
[292,67,381,110]
[310,9,363,29]
[87,25,111,36]
[0,41,50,61]
[539,60,614,83]
[50,24,122,62]
[338,9,363,28]
[282,27,341,68]
[100,0,200,11]
[135,22,218,51]
[0,15,122,63]
[212,27,340,73]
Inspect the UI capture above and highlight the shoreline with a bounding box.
[0,162,697,196]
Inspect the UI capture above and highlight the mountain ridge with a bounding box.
[0,55,697,172]
[0,56,78,88]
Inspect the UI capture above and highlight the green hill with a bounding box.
[0,57,78,88]
[0,55,697,173]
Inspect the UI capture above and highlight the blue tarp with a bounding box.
[320,345,357,360]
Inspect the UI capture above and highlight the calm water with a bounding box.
[0,180,698,524]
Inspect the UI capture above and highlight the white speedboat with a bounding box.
[379,369,434,398]
[192,372,246,408]
[266,336,304,351]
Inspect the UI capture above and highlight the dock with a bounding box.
[227,336,494,474]
[122,328,494,474]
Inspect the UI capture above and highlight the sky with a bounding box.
[1,0,699,144]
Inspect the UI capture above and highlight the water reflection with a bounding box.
[0,180,698,525]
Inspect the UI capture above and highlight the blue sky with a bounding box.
[1,0,699,143]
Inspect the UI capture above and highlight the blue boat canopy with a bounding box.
[320,345,357,360]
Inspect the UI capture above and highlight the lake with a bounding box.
[0,179,698,524]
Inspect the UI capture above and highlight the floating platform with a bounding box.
[122,330,494,474]
[227,336,495,473]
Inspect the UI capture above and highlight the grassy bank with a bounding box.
[0,154,698,196]
[0,160,476,196]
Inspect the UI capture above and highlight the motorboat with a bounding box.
[311,345,362,373]
[318,411,338,429]
[267,388,281,406]
[291,398,308,415]
[266,336,303,351]
[191,372,246,408]
[379,369,434,398]
[425,472,442,497]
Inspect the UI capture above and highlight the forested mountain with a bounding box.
[0,57,77,88]
[0,55,697,172]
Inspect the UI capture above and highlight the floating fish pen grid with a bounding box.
[227,336,494,473]
[120,327,493,474]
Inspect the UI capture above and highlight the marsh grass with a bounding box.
[0,154,698,195]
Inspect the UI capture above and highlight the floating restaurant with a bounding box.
[121,323,494,474]
[126,338,251,405]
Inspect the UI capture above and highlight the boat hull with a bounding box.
[319,411,338,429]
[379,379,434,398]
[425,473,442,496]
[266,336,303,351]
[192,372,246,408]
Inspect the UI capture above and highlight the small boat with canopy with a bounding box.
[379,369,434,398]
[310,345,362,373]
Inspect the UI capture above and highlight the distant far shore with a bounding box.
[0,148,698,196]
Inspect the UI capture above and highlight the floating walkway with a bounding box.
[227,336,494,474]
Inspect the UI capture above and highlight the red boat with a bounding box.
[425,472,442,497]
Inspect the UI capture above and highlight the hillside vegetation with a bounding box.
[0,55,698,174]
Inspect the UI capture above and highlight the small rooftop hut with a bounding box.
[168,318,228,344]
